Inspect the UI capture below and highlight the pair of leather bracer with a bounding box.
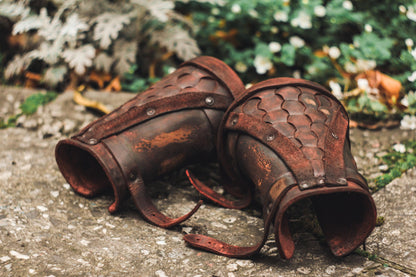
[185,78,377,259]
[55,56,244,228]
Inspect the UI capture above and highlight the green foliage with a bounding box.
[373,140,416,191]
[20,92,58,115]
[0,91,57,129]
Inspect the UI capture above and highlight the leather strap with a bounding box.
[76,92,232,144]
[186,170,251,209]
[128,173,203,228]
[184,180,294,257]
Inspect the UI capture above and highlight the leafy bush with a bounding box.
[181,0,416,123]
[2,0,416,125]
[0,0,207,90]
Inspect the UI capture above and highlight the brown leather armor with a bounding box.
[55,56,244,228]
[185,78,377,258]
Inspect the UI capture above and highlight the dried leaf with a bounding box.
[89,71,112,89]
[44,66,68,87]
[104,76,121,92]
[62,44,96,75]
[93,12,131,49]
[73,90,111,114]
[355,70,402,107]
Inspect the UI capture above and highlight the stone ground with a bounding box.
[0,86,415,276]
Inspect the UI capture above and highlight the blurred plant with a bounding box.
[373,140,416,191]
[0,91,57,128]
[0,0,214,91]
[180,0,416,125]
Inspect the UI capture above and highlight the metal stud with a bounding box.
[205,96,215,106]
[146,108,155,116]
[129,172,136,181]
[318,178,325,185]
[337,178,347,185]
[300,182,310,189]
[231,116,238,126]
[88,138,98,145]
[266,134,275,141]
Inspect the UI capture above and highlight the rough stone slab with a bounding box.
[0,87,414,276]
[366,168,416,273]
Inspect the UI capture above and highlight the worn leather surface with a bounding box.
[185,78,377,259]
[55,56,245,228]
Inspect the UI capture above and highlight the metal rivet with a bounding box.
[266,134,275,141]
[231,116,238,125]
[337,178,347,185]
[300,183,310,189]
[205,96,215,106]
[88,138,98,145]
[331,131,339,139]
[129,172,136,181]
[146,108,155,116]
[318,178,325,185]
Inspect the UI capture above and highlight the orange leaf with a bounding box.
[89,71,112,89]
[104,76,121,92]
[314,50,327,58]
[356,70,402,108]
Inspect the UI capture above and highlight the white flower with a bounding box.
[231,4,241,13]
[329,80,343,100]
[400,95,409,108]
[269,42,282,53]
[328,46,341,59]
[293,70,301,79]
[401,115,416,130]
[399,5,407,13]
[407,6,416,22]
[408,71,416,82]
[253,55,273,75]
[212,8,220,15]
[355,59,376,72]
[314,5,326,17]
[167,66,176,74]
[379,164,389,171]
[364,24,373,32]
[411,49,416,60]
[270,26,279,34]
[357,78,370,90]
[235,61,248,73]
[291,11,312,29]
[393,143,406,153]
[289,36,305,48]
[249,9,258,18]
[342,1,353,10]
[405,38,414,47]
[273,10,288,22]
[345,62,358,74]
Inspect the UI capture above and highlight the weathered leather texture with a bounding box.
[55,56,245,228]
[184,78,377,259]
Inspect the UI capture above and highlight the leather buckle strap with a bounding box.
[185,170,251,209]
[127,174,203,228]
